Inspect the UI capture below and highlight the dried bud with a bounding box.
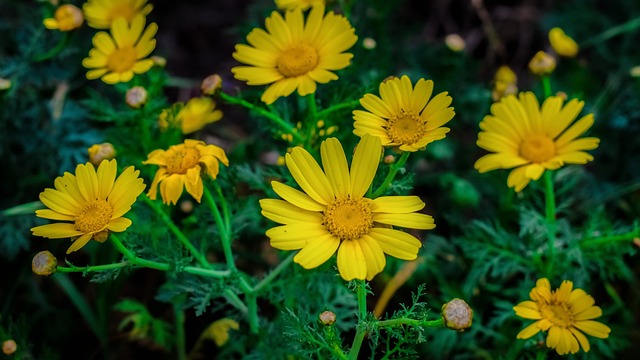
[2,340,17,355]
[362,37,377,50]
[180,200,194,213]
[0,78,11,90]
[528,51,556,76]
[125,86,148,108]
[319,311,336,326]
[43,4,83,31]
[383,154,395,164]
[201,74,223,95]
[32,250,57,276]
[88,143,116,166]
[445,34,465,52]
[441,298,473,332]
[151,55,167,67]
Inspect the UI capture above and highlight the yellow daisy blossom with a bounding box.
[275,0,325,11]
[260,134,435,281]
[143,140,229,205]
[353,75,455,152]
[514,278,611,355]
[43,4,84,31]
[549,28,579,58]
[82,15,157,84]
[159,97,223,134]
[474,92,599,192]
[83,0,153,29]
[232,4,358,104]
[31,160,145,254]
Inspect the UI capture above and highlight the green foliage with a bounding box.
[114,299,173,350]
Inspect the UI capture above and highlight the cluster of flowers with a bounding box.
[34,0,609,356]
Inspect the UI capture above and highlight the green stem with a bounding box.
[219,91,304,144]
[542,171,557,277]
[371,151,410,198]
[348,280,368,360]
[376,317,444,328]
[203,185,236,271]
[535,349,547,360]
[110,234,170,271]
[212,181,231,235]
[246,294,259,334]
[53,273,106,342]
[316,100,360,120]
[580,229,640,248]
[582,16,640,47]
[141,195,211,268]
[173,297,187,360]
[56,261,131,273]
[541,76,552,98]
[223,289,248,316]
[183,266,231,278]
[32,32,70,62]
[252,252,295,294]
[307,93,318,123]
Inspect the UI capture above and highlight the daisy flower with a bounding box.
[82,15,157,84]
[31,160,145,254]
[43,4,84,31]
[514,278,611,355]
[158,97,223,135]
[232,4,357,104]
[143,140,229,205]
[275,0,325,11]
[353,75,455,152]
[83,0,153,29]
[260,134,435,281]
[474,92,600,192]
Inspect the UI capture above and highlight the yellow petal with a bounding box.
[160,174,185,205]
[373,213,435,230]
[516,321,542,339]
[66,233,93,254]
[267,223,328,250]
[107,217,132,232]
[349,134,381,199]
[96,159,117,199]
[31,223,83,239]
[286,147,334,205]
[320,137,350,198]
[336,239,366,281]
[573,320,611,338]
[368,227,421,260]
[271,181,325,212]
[359,235,386,281]
[294,234,340,269]
[260,198,323,224]
[370,196,425,213]
[109,166,145,217]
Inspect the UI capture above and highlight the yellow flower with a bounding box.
[83,0,153,29]
[514,278,611,355]
[159,97,223,134]
[492,65,518,101]
[202,318,240,347]
[82,15,157,84]
[474,92,599,192]
[260,134,435,281]
[549,28,579,58]
[143,140,229,205]
[529,51,556,76]
[353,75,455,152]
[232,4,357,104]
[43,4,84,31]
[275,0,325,11]
[31,160,145,254]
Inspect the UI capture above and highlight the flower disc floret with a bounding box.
[259,134,436,281]
[474,92,600,192]
[232,4,357,104]
[353,75,455,152]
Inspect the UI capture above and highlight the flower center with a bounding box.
[75,200,113,233]
[107,46,137,73]
[323,197,373,241]
[166,147,200,174]
[108,5,136,22]
[277,43,319,78]
[387,111,426,145]
[541,304,573,328]
[520,135,556,163]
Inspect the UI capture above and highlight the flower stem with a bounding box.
[316,100,360,120]
[110,234,171,271]
[140,195,211,268]
[376,317,444,328]
[252,252,295,294]
[348,280,368,360]
[582,16,640,47]
[32,32,70,62]
[371,151,411,198]
[212,180,231,234]
[541,76,553,98]
[246,293,259,334]
[173,296,187,360]
[203,184,236,271]
[56,261,131,273]
[219,91,304,144]
[580,229,640,248]
[542,171,557,276]
[307,93,318,123]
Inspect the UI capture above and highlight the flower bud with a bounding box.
[445,34,465,52]
[43,4,83,31]
[528,51,556,76]
[441,298,473,332]
[32,250,57,276]
[125,86,148,108]
[362,37,377,50]
[549,27,578,58]
[201,74,223,95]
[319,311,336,326]
[88,143,116,166]
[630,66,640,78]
[383,154,395,164]
[2,339,17,355]
[0,78,11,90]
[151,56,167,67]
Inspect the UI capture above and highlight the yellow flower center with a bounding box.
[541,303,574,328]
[107,46,137,73]
[166,147,201,174]
[277,43,319,78]
[387,111,425,145]
[520,135,556,163]
[75,200,113,233]
[323,197,373,241]
[107,5,136,22]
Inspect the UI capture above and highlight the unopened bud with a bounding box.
[0,78,11,90]
[633,237,640,247]
[528,51,556,76]
[362,37,377,50]
[43,4,83,31]
[319,311,336,326]
[555,91,568,101]
[201,74,223,95]
[125,86,148,108]
[383,154,395,164]
[32,250,57,276]
[441,298,473,332]
[445,34,465,52]
[88,143,116,166]
[382,75,397,84]
[2,340,17,355]
[630,66,640,78]
[180,200,194,213]
[151,56,167,67]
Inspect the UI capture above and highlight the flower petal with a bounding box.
[294,234,340,269]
